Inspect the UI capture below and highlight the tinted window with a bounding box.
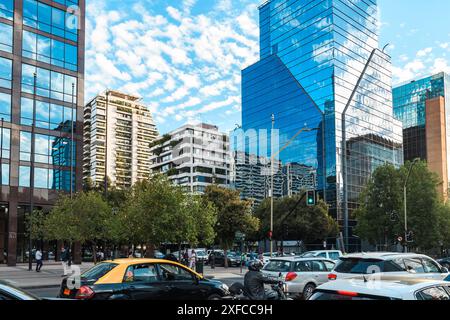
[294,261,311,272]
[417,287,450,300]
[311,261,327,272]
[324,261,336,271]
[329,253,340,260]
[334,259,404,274]
[159,264,194,281]
[263,261,291,272]
[82,263,118,281]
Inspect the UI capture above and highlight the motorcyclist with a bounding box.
[244,260,280,300]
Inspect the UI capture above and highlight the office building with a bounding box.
[150,123,230,193]
[235,0,403,250]
[83,90,159,189]
[393,72,450,199]
[0,0,85,265]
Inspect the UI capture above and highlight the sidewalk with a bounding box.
[0,263,243,289]
[0,263,94,289]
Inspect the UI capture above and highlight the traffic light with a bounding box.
[306,190,316,206]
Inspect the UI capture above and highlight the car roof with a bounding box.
[305,250,341,253]
[269,256,335,262]
[340,252,430,260]
[103,258,181,265]
[317,276,450,298]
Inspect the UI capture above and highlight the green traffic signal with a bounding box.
[307,191,316,206]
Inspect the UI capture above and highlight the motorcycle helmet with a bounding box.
[248,260,264,272]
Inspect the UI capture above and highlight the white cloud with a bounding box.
[417,47,433,57]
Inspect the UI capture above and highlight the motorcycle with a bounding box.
[224,280,290,301]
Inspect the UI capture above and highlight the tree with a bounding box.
[355,161,445,252]
[203,185,260,268]
[253,193,338,244]
[25,210,46,243]
[44,192,113,263]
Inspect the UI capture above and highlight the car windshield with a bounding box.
[334,258,404,274]
[0,282,40,300]
[196,251,207,257]
[82,262,118,281]
[263,260,291,272]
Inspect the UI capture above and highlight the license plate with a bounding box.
[63,288,71,296]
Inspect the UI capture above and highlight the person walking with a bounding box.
[35,249,43,272]
[189,250,197,270]
[61,246,69,276]
[183,249,189,266]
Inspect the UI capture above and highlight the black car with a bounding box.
[59,259,229,300]
[208,252,239,267]
[438,257,450,269]
[0,281,40,300]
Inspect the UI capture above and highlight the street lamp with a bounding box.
[403,158,420,253]
[268,118,319,257]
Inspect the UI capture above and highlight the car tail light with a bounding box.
[285,272,298,282]
[75,286,95,300]
[328,273,337,280]
[337,290,359,297]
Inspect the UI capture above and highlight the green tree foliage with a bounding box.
[253,193,338,243]
[355,161,449,251]
[25,210,46,241]
[203,185,260,267]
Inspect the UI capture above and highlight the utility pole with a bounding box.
[270,114,275,257]
[70,83,75,199]
[403,158,420,253]
[28,73,37,271]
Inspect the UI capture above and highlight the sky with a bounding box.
[84,0,450,135]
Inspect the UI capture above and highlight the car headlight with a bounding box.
[220,283,229,292]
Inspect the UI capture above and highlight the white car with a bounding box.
[262,257,336,299]
[300,250,343,261]
[328,252,449,281]
[310,276,450,300]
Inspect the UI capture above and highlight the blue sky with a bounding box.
[85,0,450,135]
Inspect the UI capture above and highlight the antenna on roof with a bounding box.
[363,275,368,283]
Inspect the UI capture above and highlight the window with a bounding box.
[0,0,13,20]
[23,30,78,71]
[19,166,30,187]
[329,252,340,261]
[82,263,118,282]
[263,260,291,273]
[0,22,13,53]
[0,127,10,159]
[21,97,76,131]
[404,258,425,274]
[23,0,78,42]
[0,92,11,122]
[422,259,441,273]
[123,264,158,283]
[21,63,77,103]
[323,261,335,272]
[417,287,450,300]
[0,57,12,89]
[294,261,311,272]
[158,264,194,281]
[311,261,326,272]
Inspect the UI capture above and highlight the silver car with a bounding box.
[262,257,336,300]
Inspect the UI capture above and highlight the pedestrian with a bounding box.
[61,246,69,276]
[189,250,197,270]
[183,249,189,266]
[35,248,43,272]
[128,250,134,259]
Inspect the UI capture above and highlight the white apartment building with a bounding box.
[83,90,159,189]
[150,123,230,193]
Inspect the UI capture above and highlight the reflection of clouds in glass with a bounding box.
[34,167,48,189]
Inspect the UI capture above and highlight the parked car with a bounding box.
[328,252,449,281]
[59,259,230,300]
[261,252,280,265]
[262,257,336,300]
[208,251,239,267]
[310,276,450,300]
[172,249,208,263]
[437,257,450,269]
[0,281,41,300]
[299,250,343,261]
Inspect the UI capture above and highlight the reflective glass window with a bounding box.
[0,0,13,20]
[0,57,12,89]
[0,22,13,53]
[19,166,31,187]
[0,92,11,122]
[0,126,10,160]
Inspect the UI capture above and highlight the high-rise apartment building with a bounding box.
[235,0,403,250]
[0,0,85,265]
[393,72,450,199]
[150,123,230,193]
[83,90,159,189]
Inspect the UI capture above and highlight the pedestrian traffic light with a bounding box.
[306,190,316,206]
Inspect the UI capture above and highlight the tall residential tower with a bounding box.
[0,0,85,265]
[236,0,403,250]
[83,90,159,189]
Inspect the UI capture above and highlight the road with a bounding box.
[28,277,244,298]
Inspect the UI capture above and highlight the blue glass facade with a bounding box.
[236,0,403,239]
[393,72,450,179]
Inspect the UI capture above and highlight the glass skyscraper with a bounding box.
[0,0,85,266]
[393,72,450,199]
[235,0,403,249]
